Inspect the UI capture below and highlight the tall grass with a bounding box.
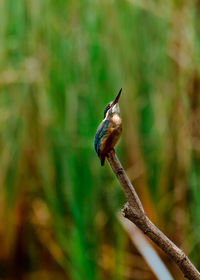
[0,0,200,279]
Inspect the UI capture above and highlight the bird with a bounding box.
[94,88,122,166]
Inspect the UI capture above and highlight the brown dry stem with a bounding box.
[106,152,200,280]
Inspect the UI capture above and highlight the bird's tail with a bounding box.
[101,155,105,166]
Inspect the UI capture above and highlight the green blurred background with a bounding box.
[1,0,200,279]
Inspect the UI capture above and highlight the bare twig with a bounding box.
[118,213,174,280]
[107,152,200,280]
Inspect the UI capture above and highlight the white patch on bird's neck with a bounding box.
[111,113,121,125]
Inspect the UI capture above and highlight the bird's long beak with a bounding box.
[113,88,122,105]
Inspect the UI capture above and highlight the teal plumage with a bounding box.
[94,119,109,156]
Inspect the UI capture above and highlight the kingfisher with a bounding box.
[94,88,122,166]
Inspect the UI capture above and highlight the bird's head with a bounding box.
[104,88,122,119]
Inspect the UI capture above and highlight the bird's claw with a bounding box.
[107,148,115,157]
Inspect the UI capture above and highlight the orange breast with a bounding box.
[99,120,122,156]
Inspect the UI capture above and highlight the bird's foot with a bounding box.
[107,148,115,157]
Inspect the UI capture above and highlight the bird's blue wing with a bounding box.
[94,119,109,155]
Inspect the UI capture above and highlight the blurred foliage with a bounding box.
[0,0,200,279]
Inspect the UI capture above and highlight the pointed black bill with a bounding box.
[113,88,122,105]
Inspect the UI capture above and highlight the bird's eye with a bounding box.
[104,104,111,118]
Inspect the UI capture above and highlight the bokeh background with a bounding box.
[1,0,200,279]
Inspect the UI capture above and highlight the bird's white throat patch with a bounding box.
[112,114,121,125]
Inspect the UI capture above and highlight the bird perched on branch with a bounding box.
[94,88,122,166]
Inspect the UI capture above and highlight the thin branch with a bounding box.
[118,213,174,280]
[107,152,200,280]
